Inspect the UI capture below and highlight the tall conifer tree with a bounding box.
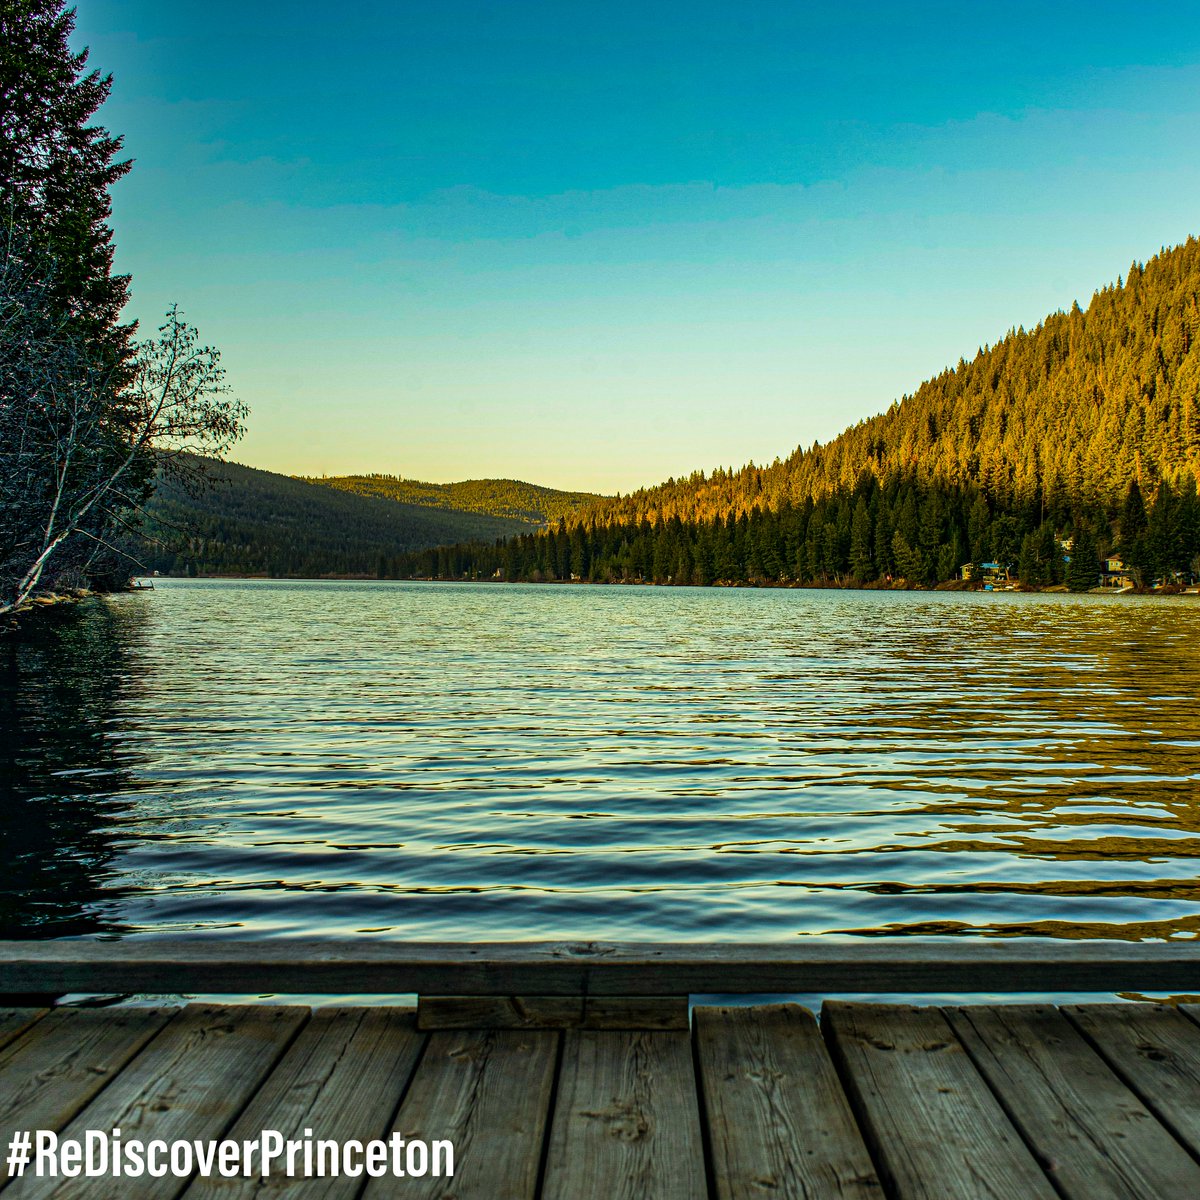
[1119,480,1149,581]
[1067,525,1099,592]
[1,0,132,356]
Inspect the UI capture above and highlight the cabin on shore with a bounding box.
[959,560,1010,583]
[1100,556,1136,590]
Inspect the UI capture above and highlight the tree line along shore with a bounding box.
[380,473,1200,592]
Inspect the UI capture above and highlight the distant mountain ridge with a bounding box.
[306,474,601,526]
[136,459,532,577]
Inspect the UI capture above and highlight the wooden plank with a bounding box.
[5,1003,307,1200]
[185,1007,424,1200]
[363,1028,558,1200]
[695,1004,881,1200]
[0,1009,48,1053]
[0,1007,177,1185]
[542,1029,705,1200]
[418,995,688,1030]
[2,939,1199,996]
[1066,1003,1200,1159]
[946,1004,1200,1199]
[584,996,688,1030]
[418,996,582,1030]
[823,1001,1056,1200]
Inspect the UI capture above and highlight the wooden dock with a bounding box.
[3,940,1200,1198]
[6,1000,1200,1198]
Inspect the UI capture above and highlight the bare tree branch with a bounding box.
[1,238,247,615]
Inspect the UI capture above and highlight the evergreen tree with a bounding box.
[1017,532,1039,586]
[692,530,713,585]
[1119,479,1149,582]
[967,494,990,564]
[1038,523,1064,584]
[936,541,958,582]
[891,531,924,583]
[849,495,874,581]
[0,0,140,606]
[1147,479,1178,582]
[1066,525,1099,592]
[1176,475,1200,579]
[0,0,132,356]
[990,515,1022,576]
[873,499,895,577]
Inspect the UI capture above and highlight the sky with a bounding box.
[73,1,1200,494]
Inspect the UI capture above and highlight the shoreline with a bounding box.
[1,587,96,631]
[141,573,1199,596]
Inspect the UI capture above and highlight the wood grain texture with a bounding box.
[4,1003,307,1200]
[2,939,1199,996]
[184,1007,424,1200]
[363,1028,558,1200]
[542,1030,706,1200]
[947,1004,1200,1200]
[0,1009,48,1053]
[823,1001,1056,1200]
[7,999,1200,1200]
[582,996,689,1029]
[1066,1003,1200,1160]
[418,995,687,1030]
[0,1006,177,1184]
[695,1004,882,1200]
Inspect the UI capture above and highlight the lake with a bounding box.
[3,579,1199,998]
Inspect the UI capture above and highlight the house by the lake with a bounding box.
[1099,556,1135,590]
[960,561,1011,585]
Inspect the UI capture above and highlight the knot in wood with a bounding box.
[551,942,616,959]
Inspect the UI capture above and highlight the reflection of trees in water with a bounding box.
[823,602,1200,940]
[0,600,147,937]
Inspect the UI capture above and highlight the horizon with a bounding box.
[74,0,1200,492]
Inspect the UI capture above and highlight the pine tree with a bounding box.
[1147,479,1178,582]
[1066,525,1099,592]
[1038,523,1064,584]
[967,494,990,564]
[0,0,132,355]
[1119,479,1149,582]
[1017,532,1039,585]
[849,496,874,581]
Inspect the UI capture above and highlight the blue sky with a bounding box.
[74,1,1200,492]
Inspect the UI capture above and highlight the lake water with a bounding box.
[3,579,1200,998]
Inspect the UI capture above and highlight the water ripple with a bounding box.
[2,579,1199,955]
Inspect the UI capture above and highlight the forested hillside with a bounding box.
[309,474,599,526]
[577,237,1200,527]
[391,239,1200,590]
[134,460,528,577]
